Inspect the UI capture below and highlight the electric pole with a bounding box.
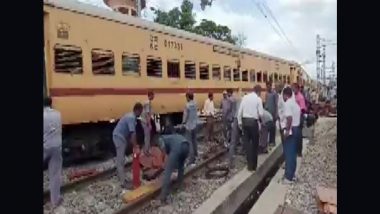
[316,35,321,83]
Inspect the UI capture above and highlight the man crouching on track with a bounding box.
[112,103,143,189]
[154,131,189,204]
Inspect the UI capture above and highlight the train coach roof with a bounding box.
[44,0,294,65]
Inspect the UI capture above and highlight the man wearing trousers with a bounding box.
[43,97,63,208]
[228,97,242,168]
[182,91,198,167]
[293,84,306,157]
[221,91,232,145]
[156,133,189,204]
[259,109,274,154]
[265,82,278,147]
[112,103,143,189]
[237,85,264,171]
[203,92,215,143]
[281,87,301,184]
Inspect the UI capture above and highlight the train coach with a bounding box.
[43,0,303,163]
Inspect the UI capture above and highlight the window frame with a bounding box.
[91,48,115,75]
[242,69,248,82]
[212,64,221,81]
[167,59,181,79]
[54,44,83,75]
[146,55,163,78]
[184,60,196,80]
[122,52,141,76]
[199,62,210,80]
[224,66,232,81]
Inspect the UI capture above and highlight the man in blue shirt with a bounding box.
[155,132,189,204]
[112,103,143,189]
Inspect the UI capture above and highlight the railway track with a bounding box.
[43,118,224,213]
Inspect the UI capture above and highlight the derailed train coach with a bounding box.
[43,0,303,164]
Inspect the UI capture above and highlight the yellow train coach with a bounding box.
[43,0,302,162]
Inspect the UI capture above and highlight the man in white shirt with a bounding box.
[203,92,215,143]
[43,97,63,208]
[237,85,264,171]
[282,87,301,184]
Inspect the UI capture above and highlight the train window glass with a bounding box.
[147,56,162,77]
[224,66,232,81]
[274,73,278,82]
[250,69,256,82]
[212,65,221,80]
[54,44,83,74]
[283,75,287,83]
[199,63,209,80]
[167,59,180,78]
[122,53,140,76]
[185,61,196,79]
[242,70,248,82]
[257,71,262,82]
[287,75,290,83]
[269,73,274,83]
[263,72,268,83]
[92,49,115,75]
[131,9,137,16]
[118,7,129,14]
[233,69,240,81]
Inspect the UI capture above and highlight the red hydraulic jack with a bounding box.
[132,147,141,189]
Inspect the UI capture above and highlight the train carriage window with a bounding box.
[185,60,196,79]
[283,75,287,83]
[122,53,140,76]
[287,75,290,83]
[224,66,232,81]
[250,69,256,82]
[274,73,278,82]
[167,59,180,78]
[269,73,274,83]
[212,65,221,80]
[147,56,162,77]
[91,49,115,75]
[263,71,268,83]
[199,63,209,80]
[131,9,137,16]
[257,71,262,82]
[242,70,248,82]
[54,44,83,74]
[233,68,240,81]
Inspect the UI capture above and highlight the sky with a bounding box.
[78,0,337,80]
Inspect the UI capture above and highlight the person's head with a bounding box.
[208,92,213,100]
[186,91,194,102]
[282,87,293,101]
[292,83,300,94]
[133,102,143,117]
[147,90,154,101]
[222,90,227,99]
[253,85,262,96]
[266,82,272,92]
[44,97,52,108]
[227,88,233,97]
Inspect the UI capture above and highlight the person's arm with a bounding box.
[182,105,188,124]
[237,98,245,127]
[257,98,264,118]
[127,118,138,148]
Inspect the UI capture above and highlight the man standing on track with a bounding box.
[293,83,306,157]
[221,90,232,147]
[203,92,215,144]
[237,85,264,171]
[265,82,278,149]
[228,91,241,168]
[112,103,143,189]
[182,91,198,167]
[141,90,155,155]
[281,87,301,184]
[44,97,63,209]
[155,132,189,204]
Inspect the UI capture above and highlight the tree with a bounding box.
[233,33,247,48]
[200,0,214,10]
[153,0,239,45]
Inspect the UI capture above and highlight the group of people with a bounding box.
[43,81,314,208]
